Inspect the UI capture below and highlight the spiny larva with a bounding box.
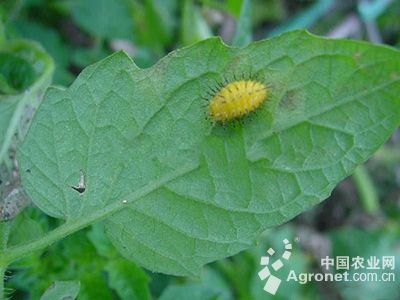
[208,79,268,122]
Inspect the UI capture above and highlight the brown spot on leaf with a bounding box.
[279,90,302,111]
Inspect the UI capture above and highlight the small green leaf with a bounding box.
[13,20,74,85]
[0,39,53,165]
[88,224,151,299]
[159,283,228,300]
[8,212,44,246]
[70,0,134,39]
[0,52,35,94]
[180,0,212,46]
[132,0,175,49]
[8,231,112,299]
[232,0,252,47]
[159,267,232,300]
[247,226,318,299]
[87,223,117,258]
[18,31,400,276]
[40,280,80,300]
[105,259,151,300]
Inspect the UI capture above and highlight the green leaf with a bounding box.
[87,223,117,258]
[70,0,134,40]
[40,280,80,300]
[13,20,74,85]
[8,230,112,299]
[159,283,228,300]
[180,0,212,46]
[18,31,400,276]
[330,228,400,300]
[0,52,35,94]
[0,39,53,165]
[232,0,252,47]
[78,272,112,300]
[159,267,232,300]
[88,223,151,299]
[247,226,319,299]
[8,212,44,246]
[105,259,151,300]
[131,0,176,50]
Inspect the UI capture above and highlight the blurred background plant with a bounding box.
[0,0,399,299]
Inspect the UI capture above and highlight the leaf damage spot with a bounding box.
[280,90,300,111]
[71,170,86,194]
[279,90,305,114]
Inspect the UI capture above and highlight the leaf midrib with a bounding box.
[1,162,198,265]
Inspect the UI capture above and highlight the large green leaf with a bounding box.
[18,30,400,276]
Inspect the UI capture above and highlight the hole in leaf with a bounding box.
[71,170,86,194]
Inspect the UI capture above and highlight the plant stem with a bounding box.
[374,145,400,164]
[352,165,379,214]
[0,222,11,300]
[0,267,4,300]
[0,163,197,266]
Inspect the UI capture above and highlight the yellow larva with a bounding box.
[208,79,268,122]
